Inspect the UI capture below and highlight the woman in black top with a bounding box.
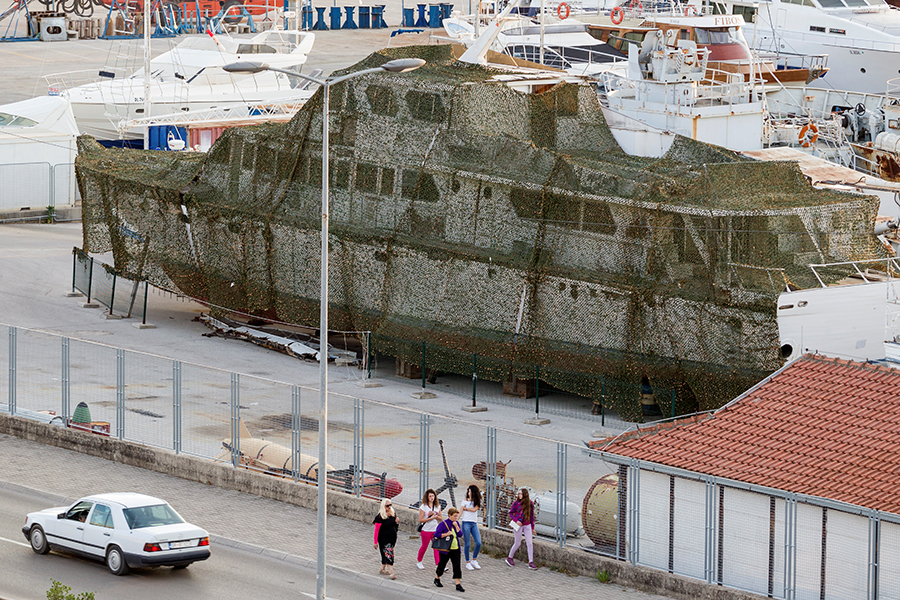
[373,498,399,579]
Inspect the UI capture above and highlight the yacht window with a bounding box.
[842,0,868,5]
[694,28,731,44]
[865,0,886,5]
[732,5,757,22]
[0,112,37,127]
[235,44,277,54]
[809,25,825,32]
[816,0,845,8]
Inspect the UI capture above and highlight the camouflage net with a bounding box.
[77,45,887,421]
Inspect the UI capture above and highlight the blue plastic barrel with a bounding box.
[358,5,370,28]
[372,5,385,27]
[329,6,342,29]
[428,3,440,27]
[402,6,414,26]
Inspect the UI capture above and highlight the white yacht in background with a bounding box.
[44,30,316,146]
[708,0,900,94]
[442,13,626,76]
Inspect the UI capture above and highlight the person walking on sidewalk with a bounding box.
[373,498,399,579]
[460,484,482,571]
[433,507,464,592]
[417,488,442,570]
[505,488,537,570]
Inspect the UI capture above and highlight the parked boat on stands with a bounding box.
[44,29,316,146]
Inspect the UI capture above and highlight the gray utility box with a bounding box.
[40,16,67,42]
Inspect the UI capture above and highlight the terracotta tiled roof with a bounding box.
[589,355,900,514]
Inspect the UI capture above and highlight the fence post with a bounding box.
[783,493,798,599]
[353,398,364,497]
[61,337,70,423]
[71,251,76,294]
[366,332,371,380]
[868,510,880,600]
[421,341,426,390]
[142,280,149,325]
[418,413,431,501]
[556,442,567,547]
[535,364,540,417]
[116,349,125,440]
[471,353,477,407]
[230,373,240,468]
[87,257,94,304]
[173,360,182,454]
[8,327,16,416]
[486,426,497,529]
[109,272,117,317]
[292,385,301,482]
[704,477,718,585]
[627,460,640,564]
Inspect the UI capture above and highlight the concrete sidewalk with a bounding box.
[0,432,674,600]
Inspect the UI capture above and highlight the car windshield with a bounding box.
[122,504,185,529]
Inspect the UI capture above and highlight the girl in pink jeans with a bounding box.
[416,488,443,569]
[505,488,537,570]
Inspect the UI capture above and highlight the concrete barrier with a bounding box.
[0,412,764,600]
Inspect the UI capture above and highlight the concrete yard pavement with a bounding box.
[0,431,673,600]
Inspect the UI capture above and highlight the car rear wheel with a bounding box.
[29,526,49,555]
[106,545,129,576]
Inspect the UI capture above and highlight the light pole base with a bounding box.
[132,322,156,329]
[462,405,487,413]
[411,391,437,399]
[524,416,550,426]
[356,380,383,388]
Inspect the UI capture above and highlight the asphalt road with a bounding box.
[0,487,425,600]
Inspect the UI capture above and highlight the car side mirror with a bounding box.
[58,513,66,519]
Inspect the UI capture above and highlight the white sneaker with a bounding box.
[472,560,481,569]
[466,562,474,571]
[416,562,425,570]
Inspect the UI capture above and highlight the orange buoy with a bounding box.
[557,2,570,19]
[684,4,697,15]
[610,6,624,24]
[799,122,819,147]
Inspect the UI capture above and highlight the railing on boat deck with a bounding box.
[807,257,900,288]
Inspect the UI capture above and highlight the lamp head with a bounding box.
[380,58,426,74]
[222,61,270,74]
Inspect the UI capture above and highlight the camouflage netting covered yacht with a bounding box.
[76,45,886,420]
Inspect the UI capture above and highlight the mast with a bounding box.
[143,0,150,149]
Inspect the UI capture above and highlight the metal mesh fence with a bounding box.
[14,329,61,415]
[0,162,51,211]
[4,323,900,599]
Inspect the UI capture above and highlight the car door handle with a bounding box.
[77,527,83,531]
[103,533,111,537]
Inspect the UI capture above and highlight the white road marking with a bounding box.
[0,535,31,548]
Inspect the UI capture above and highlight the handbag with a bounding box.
[432,529,453,551]
[417,523,424,533]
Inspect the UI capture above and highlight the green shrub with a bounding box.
[47,580,96,600]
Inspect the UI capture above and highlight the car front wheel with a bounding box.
[29,526,49,555]
[106,545,129,576]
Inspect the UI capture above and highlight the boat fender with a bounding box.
[557,2,570,19]
[799,122,819,148]
[610,6,624,23]
[684,5,697,15]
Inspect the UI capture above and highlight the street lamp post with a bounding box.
[224,57,425,600]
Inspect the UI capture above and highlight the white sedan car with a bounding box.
[22,492,210,575]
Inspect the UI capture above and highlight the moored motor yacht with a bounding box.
[45,29,316,146]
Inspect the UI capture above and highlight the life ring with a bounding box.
[627,0,643,13]
[557,2,570,19]
[799,122,819,148]
[610,6,624,23]
[684,4,697,15]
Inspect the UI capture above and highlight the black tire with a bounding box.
[29,525,49,555]
[106,545,130,576]
[221,0,242,24]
